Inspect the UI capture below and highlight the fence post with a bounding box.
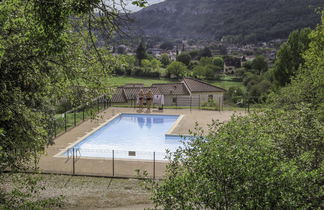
[153,152,155,180]
[64,113,67,132]
[54,119,57,138]
[34,148,37,171]
[72,147,75,175]
[82,107,85,121]
[190,96,192,111]
[103,95,106,109]
[176,96,178,109]
[74,109,76,127]
[112,150,115,177]
[248,99,250,113]
[97,98,100,113]
[199,95,201,109]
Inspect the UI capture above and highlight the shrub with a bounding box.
[150,107,323,209]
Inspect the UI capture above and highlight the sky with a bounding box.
[124,0,165,12]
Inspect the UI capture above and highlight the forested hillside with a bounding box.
[129,0,323,42]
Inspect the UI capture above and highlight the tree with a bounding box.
[176,53,192,66]
[192,57,222,80]
[0,0,146,207]
[149,11,324,210]
[166,61,188,79]
[199,47,212,57]
[273,28,312,86]
[249,79,272,102]
[199,57,213,66]
[251,55,268,75]
[192,65,206,78]
[188,50,200,60]
[226,87,244,104]
[269,11,324,112]
[116,45,127,54]
[150,108,323,209]
[136,41,147,66]
[212,57,224,68]
[160,41,174,50]
[160,53,171,67]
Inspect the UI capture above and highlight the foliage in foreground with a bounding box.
[150,107,323,209]
[148,11,324,209]
[0,0,146,208]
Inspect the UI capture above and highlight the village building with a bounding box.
[111,78,226,107]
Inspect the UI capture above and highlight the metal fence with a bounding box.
[38,147,169,179]
[51,95,112,138]
[127,95,224,111]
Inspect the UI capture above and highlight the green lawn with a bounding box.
[105,76,244,90]
[105,76,174,87]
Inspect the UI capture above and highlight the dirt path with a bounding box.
[36,174,154,209]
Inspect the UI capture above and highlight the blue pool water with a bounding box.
[65,114,187,160]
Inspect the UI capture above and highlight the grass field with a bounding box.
[105,76,244,90]
[106,76,173,88]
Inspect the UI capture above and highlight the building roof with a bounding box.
[123,87,161,100]
[151,83,190,95]
[182,78,226,93]
[111,87,127,103]
[111,78,225,103]
[112,87,161,103]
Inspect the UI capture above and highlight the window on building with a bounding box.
[172,97,177,103]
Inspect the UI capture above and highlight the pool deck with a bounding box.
[38,108,246,178]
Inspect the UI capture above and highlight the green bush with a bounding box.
[201,99,220,110]
[150,107,323,209]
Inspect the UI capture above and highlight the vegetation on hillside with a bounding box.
[131,0,322,43]
[148,12,324,209]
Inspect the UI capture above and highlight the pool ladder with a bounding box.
[66,148,81,160]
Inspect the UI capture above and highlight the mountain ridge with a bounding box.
[128,0,323,42]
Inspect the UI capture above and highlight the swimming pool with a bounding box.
[62,113,186,160]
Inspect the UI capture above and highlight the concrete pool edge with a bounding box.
[54,112,186,158]
[165,114,184,135]
[54,113,122,157]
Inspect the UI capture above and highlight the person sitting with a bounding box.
[145,90,153,113]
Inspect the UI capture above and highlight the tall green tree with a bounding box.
[251,55,268,75]
[160,53,171,67]
[136,41,147,66]
[269,12,324,113]
[273,28,312,86]
[166,61,188,79]
[212,57,224,68]
[176,53,192,66]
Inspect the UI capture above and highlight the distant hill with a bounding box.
[128,0,323,42]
